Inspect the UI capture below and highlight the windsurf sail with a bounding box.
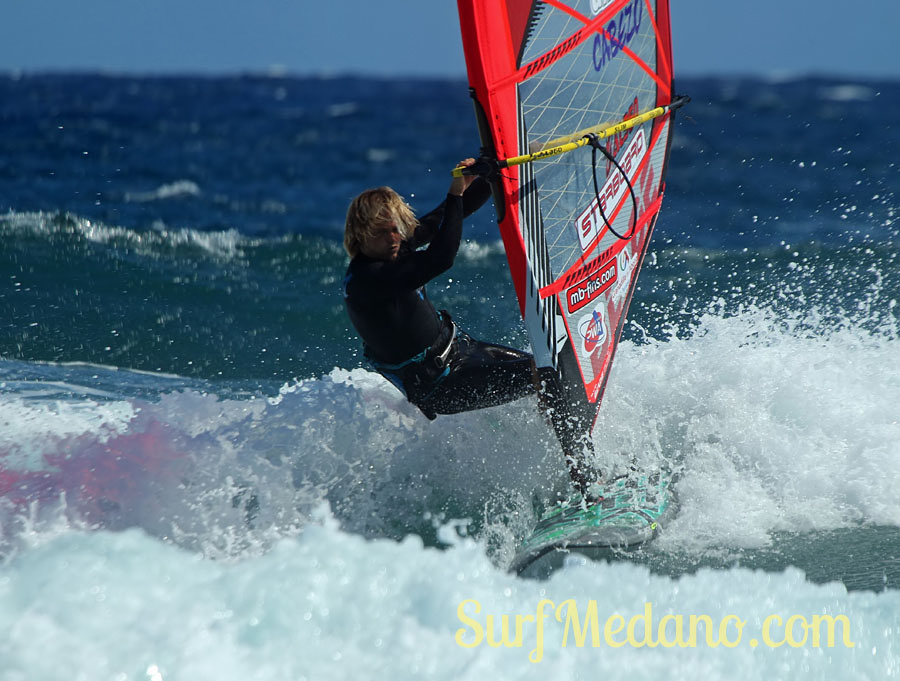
[456,0,686,489]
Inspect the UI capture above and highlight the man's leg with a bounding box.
[407,331,600,498]
[533,366,597,498]
[418,333,536,415]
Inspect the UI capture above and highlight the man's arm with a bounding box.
[412,176,491,248]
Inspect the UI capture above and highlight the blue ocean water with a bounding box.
[0,72,898,678]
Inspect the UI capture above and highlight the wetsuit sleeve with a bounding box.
[462,176,493,216]
[411,177,492,248]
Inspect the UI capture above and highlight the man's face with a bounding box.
[361,220,402,261]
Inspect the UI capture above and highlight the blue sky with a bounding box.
[1,1,898,79]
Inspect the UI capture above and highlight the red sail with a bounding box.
[457,0,679,434]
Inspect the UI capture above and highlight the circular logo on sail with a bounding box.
[591,0,614,15]
[611,245,633,304]
[578,305,607,356]
[617,246,633,277]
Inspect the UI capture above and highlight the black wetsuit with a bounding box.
[343,178,535,419]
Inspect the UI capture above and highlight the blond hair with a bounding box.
[344,187,418,257]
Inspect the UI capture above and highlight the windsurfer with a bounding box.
[342,159,597,495]
[342,159,536,418]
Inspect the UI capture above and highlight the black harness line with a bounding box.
[586,132,639,242]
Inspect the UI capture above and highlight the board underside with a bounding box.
[512,468,677,576]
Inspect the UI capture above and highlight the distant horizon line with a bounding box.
[1,66,896,83]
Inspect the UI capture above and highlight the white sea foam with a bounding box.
[0,305,898,678]
[0,210,247,259]
[818,84,876,103]
[0,514,896,680]
[1,301,897,558]
[125,180,202,202]
[0,396,136,470]
[608,306,899,545]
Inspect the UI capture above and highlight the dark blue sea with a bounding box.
[0,72,898,678]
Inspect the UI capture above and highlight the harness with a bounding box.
[365,312,457,404]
